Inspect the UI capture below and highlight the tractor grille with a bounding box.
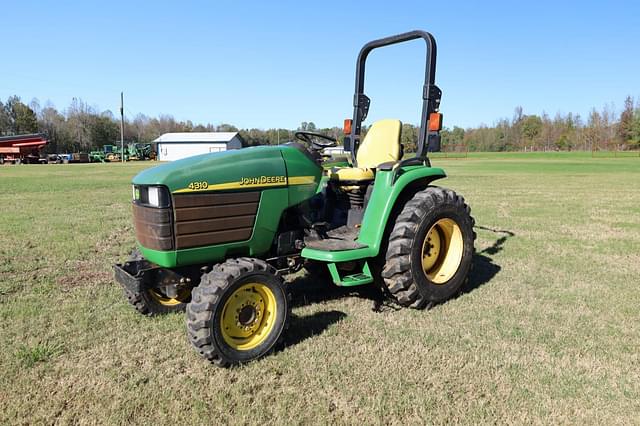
[132,191,260,251]
[172,192,260,249]
[132,204,173,251]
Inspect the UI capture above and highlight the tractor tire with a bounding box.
[123,249,189,316]
[186,258,290,367]
[381,186,475,308]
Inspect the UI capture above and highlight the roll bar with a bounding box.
[345,30,442,165]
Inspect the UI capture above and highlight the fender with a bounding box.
[301,165,446,262]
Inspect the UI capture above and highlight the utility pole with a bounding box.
[120,92,125,162]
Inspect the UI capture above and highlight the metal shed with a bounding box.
[153,132,244,161]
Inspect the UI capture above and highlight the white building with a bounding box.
[153,132,244,161]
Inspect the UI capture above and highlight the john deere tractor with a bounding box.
[114,30,475,366]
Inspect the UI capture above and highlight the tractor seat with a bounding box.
[330,166,374,181]
[330,119,402,183]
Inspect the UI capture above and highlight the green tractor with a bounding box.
[89,150,106,163]
[99,143,154,162]
[126,143,154,161]
[114,30,475,367]
[102,144,123,162]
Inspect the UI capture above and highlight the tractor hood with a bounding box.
[129,144,322,268]
[132,145,322,198]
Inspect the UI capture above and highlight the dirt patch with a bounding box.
[56,260,112,289]
[54,225,133,289]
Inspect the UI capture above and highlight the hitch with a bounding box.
[113,259,191,296]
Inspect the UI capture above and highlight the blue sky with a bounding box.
[1,0,639,129]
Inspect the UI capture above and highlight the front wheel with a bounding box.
[186,258,290,367]
[381,186,475,308]
[122,249,189,315]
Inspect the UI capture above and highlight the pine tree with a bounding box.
[617,96,634,146]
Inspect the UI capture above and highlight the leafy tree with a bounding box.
[521,115,543,148]
[511,106,524,148]
[298,122,317,132]
[89,114,120,147]
[5,96,38,134]
[217,123,238,132]
[38,104,71,153]
[0,100,11,135]
[400,123,418,152]
[584,109,603,151]
[630,103,640,148]
[617,96,634,145]
[4,92,640,154]
[555,134,570,150]
[442,126,464,149]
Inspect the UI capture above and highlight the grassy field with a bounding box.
[1,152,638,424]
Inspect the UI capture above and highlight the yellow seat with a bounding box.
[331,119,402,182]
[330,167,374,181]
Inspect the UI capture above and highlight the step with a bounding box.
[327,262,373,287]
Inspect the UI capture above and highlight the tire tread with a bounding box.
[381,186,476,308]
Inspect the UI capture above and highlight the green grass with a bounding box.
[15,341,64,368]
[1,153,639,424]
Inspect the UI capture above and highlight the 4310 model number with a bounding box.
[187,181,209,190]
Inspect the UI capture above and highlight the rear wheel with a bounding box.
[381,186,475,308]
[186,258,290,367]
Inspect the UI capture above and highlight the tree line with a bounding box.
[1,95,639,153]
[441,97,640,152]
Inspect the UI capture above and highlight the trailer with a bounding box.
[0,134,48,164]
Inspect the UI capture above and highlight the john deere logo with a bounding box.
[240,176,286,186]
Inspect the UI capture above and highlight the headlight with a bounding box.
[147,186,159,206]
[132,185,170,208]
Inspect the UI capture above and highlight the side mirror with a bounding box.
[427,133,441,152]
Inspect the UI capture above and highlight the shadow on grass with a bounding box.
[289,272,382,309]
[286,225,514,310]
[475,225,515,256]
[457,225,515,297]
[458,253,501,297]
[280,310,347,350]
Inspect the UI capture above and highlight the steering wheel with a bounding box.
[294,131,337,151]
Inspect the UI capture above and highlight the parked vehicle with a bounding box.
[114,30,475,367]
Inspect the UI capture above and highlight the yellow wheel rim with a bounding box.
[220,283,277,351]
[421,218,464,284]
[148,288,190,306]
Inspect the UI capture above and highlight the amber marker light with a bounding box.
[428,113,443,132]
[343,119,352,135]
